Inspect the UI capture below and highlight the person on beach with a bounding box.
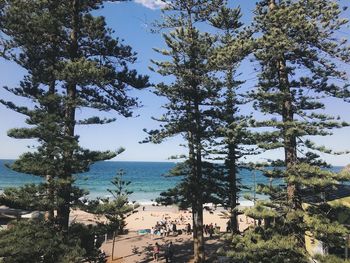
[209,223,214,238]
[226,220,230,232]
[153,242,160,261]
[172,222,177,236]
[204,224,208,236]
[186,223,191,235]
[166,224,171,237]
[165,241,174,263]
[150,227,155,239]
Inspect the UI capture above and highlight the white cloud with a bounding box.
[134,0,167,10]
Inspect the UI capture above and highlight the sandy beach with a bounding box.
[70,205,254,263]
[71,204,254,233]
[123,205,253,233]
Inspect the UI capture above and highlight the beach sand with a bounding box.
[70,205,254,232]
[123,205,253,233]
[70,205,255,262]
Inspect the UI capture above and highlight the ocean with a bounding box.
[0,160,343,205]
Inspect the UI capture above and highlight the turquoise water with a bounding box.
[0,160,343,204]
[0,160,181,203]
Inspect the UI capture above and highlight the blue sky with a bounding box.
[0,0,350,165]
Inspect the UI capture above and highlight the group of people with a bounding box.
[150,219,219,238]
[153,241,174,262]
[149,216,222,261]
[204,223,217,238]
[151,222,218,261]
[150,219,178,238]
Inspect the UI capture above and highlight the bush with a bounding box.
[0,220,100,263]
[315,254,350,263]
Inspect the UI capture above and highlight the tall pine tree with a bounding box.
[209,6,256,233]
[147,0,224,261]
[226,0,350,261]
[0,0,148,230]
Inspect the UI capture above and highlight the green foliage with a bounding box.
[0,220,84,263]
[85,170,137,234]
[148,1,228,261]
[208,5,258,232]
[0,219,104,263]
[315,254,350,263]
[68,223,106,261]
[244,202,279,220]
[0,0,148,229]
[249,0,350,193]
[305,203,350,247]
[224,229,308,263]
[156,161,224,209]
[226,0,350,261]
[0,184,55,211]
[248,0,350,224]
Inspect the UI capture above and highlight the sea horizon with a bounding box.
[0,159,344,206]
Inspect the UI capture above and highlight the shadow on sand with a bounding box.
[108,234,225,263]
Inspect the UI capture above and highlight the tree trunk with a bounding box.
[111,231,116,260]
[186,7,205,262]
[57,0,79,231]
[227,145,238,233]
[187,95,205,262]
[269,0,298,208]
[193,155,204,263]
[193,202,204,263]
[194,99,205,263]
[45,174,55,222]
[278,57,298,208]
[46,80,56,223]
[225,66,239,234]
[188,129,205,263]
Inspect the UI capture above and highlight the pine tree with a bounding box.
[251,0,350,206]
[0,0,70,221]
[209,6,257,233]
[86,169,137,234]
[155,161,223,210]
[0,0,148,230]
[147,0,224,261]
[228,0,350,260]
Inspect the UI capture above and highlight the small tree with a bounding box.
[84,169,136,261]
[87,169,137,234]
